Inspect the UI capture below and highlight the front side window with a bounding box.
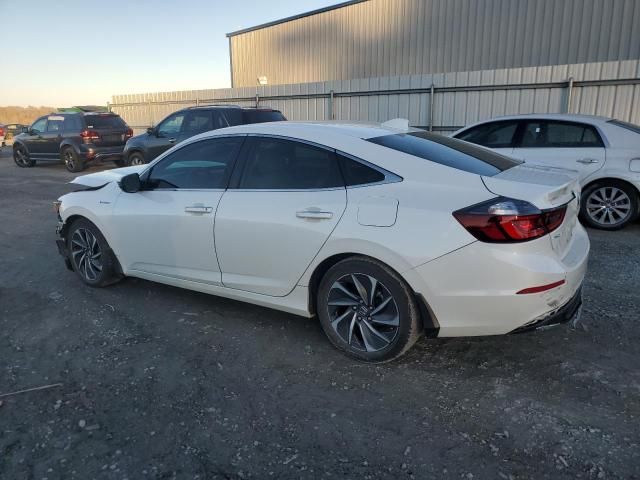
[521,121,603,148]
[147,137,244,189]
[456,121,519,148]
[46,116,65,133]
[31,117,47,134]
[367,131,520,176]
[239,138,343,190]
[157,112,185,137]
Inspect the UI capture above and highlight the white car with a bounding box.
[452,114,640,230]
[55,121,589,362]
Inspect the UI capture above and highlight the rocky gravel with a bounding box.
[0,148,639,479]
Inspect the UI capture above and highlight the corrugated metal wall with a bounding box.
[111,60,640,135]
[228,0,640,88]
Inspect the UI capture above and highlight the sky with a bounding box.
[0,0,339,107]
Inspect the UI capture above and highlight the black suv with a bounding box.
[13,112,132,172]
[123,105,286,165]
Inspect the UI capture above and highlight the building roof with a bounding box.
[226,0,369,37]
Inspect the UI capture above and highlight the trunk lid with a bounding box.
[70,165,145,188]
[482,163,581,257]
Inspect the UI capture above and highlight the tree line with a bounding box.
[0,106,57,126]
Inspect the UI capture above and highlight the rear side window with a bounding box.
[239,138,342,190]
[608,119,640,135]
[46,116,65,132]
[338,154,386,186]
[456,121,519,148]
[183,111,212,133]
[242,110,286,124]
[367,131,520,176]
[520,121,603,148]
[64,115,83,132]
[85,114,126,129]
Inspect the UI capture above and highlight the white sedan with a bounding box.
[452,114,640,230]
[55,121,589,362]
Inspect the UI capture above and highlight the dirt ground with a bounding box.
[1,147,639,480]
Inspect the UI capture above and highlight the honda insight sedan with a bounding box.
[55,121,589,362]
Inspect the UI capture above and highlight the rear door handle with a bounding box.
[185,205,213,214]
[296,209,333,219]
[576,158,599,164]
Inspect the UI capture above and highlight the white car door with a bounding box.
[453,120,519,157]
[215,136,347,296]
[110,136,245,284]
[510,120,605,183]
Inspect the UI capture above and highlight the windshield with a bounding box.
[367,131,521,176]
[608,119,640,135]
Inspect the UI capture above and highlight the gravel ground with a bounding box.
[0,147,639,480]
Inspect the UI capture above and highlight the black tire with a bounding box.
[127,151,145,166]
[66,218,122,287]
[580,180,639,230]
[62,146,84,172]
[316,256,422,362]
[13,144,35,167]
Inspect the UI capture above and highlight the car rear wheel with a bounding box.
[13,145,35,167]
[128,152,145,166]
[62,147,84,173]
[580,181,639,230]
[67,218,121,287]
[317,257,422,362]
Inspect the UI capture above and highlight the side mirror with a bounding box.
[21,126,29,134]
[146,127,156,136]
[120,173,141,193]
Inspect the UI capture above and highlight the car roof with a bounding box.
[200,120,421,141]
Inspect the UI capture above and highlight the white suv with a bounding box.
[453,114,640,230]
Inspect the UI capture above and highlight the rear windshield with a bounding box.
[242,110,286,124]
[367,131,521,176]
[84,114,126,129]
[608,119,640,135]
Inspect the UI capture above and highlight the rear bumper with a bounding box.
[510,286,582,333]
[403,222,590,337]
[78,145,124,162]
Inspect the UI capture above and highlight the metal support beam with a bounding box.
[329,90,335,120]
[429,84,435,132]
[566,77,574,113]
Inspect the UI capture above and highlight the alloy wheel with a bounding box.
[586,186,631,226]
[327,273,399,352]
[130,154,144,166]
[71,228,103,281]
[64,150,75,170]
[14,147,28,166]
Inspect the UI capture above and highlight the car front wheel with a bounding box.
[580,181,639,230]
[13,145,35,167]
[67,218,122,287]
[317,257,422,362]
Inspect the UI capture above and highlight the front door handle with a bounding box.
[168,138,176,144]
[296,209,333,220]
[576,158,599,164]
[185,205,213,214]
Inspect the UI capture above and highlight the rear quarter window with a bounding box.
[367,131,521,176]
[242,110,286,124]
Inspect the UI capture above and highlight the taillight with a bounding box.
[453,197,567,243]
[79,129,100,140]
[0,127,4,135]
[125,127,133,138]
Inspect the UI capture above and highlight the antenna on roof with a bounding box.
[381,118,410,131]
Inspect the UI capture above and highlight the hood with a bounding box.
[70,165,146,188]
[482,163,580,210]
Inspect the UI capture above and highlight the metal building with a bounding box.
[227,0,640,88]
